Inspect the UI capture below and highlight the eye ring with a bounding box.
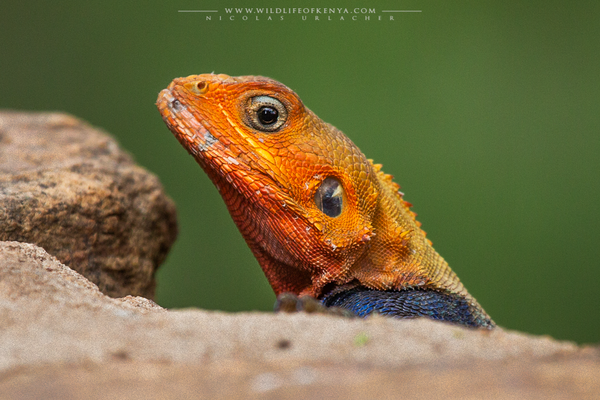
[246,95,288,132]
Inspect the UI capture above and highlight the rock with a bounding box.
[0,241,598,399]
[0,111,177,299]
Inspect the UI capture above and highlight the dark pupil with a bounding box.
[258,106,278,125]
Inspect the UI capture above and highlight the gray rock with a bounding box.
[0,111,177,299]
[0,241,598,399]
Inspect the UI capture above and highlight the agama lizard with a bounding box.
[157,74,494,329]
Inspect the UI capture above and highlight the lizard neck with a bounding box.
[349,169,470,298]
[203,165,318,295]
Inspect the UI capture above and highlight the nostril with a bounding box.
[170,99,183,111]
[196,81,207,91]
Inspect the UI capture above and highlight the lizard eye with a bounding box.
[315,177,344,218]
[247,96,288,132]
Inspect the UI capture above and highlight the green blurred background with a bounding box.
[1,1,598,344]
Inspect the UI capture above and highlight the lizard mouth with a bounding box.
[157,85,287,199]
[156,88,220,156]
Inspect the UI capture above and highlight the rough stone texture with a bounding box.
[1,241,598,399]
[0,111,178,299]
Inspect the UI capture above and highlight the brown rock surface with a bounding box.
[0,111,177,299]
[1,241,598,399]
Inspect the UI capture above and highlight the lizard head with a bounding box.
[157,74,382,296]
